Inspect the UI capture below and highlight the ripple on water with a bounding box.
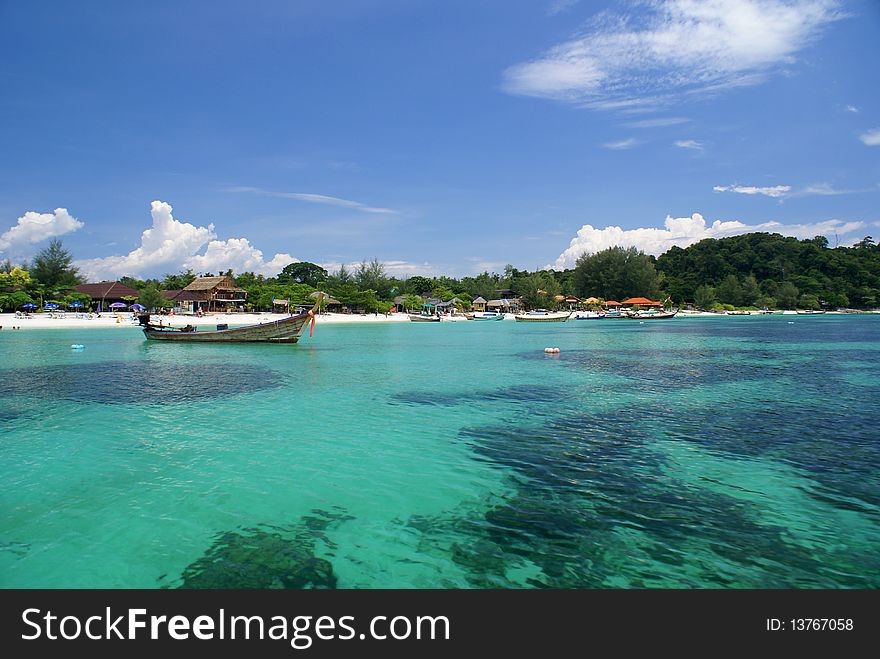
[0,361,284,404]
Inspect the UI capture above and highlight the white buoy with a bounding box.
[71,344,85,350]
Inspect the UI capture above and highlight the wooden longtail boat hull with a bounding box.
[141,298,320,343]
[513,313,570,322]
[408,314,441,322]
[625,312,677,320]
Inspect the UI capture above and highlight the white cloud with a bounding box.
[859,128,880,146]
[625,117,691,128]
[224,186,398,214]
[845,104,859,113]
[674,139,704,150]
[319,259,441,279]
[714,184,791,197]
[76,200,298,281]
[184,239,298,277]
[0,208,84,252]
[503,0,842,109]
[547,0,580,17]
[550,212,865,268]
[602,137,640,150]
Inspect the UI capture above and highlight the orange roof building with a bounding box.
[604,300,622,307]
[621,297,663,307]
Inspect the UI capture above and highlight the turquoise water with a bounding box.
[1,315,879,588]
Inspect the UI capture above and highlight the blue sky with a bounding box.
[1,0,878,280]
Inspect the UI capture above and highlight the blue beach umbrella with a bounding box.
[21,303,37,310]
[69,301,84,308]
[109,302,127,309]
[44,303,59,310]
[130,304,146,311]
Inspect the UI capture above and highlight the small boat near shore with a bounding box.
[625,311,677,320]
[572,311,604,320]
[408,313,441,322]
[514,310,570,322]
[139,297,321,343]
[472,312,504,321]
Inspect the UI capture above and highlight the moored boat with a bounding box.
[472,312,504,321]
[139,297,321,343]
[514,310,570,322]
[625,311,677,320]
[572,311,605,320]
[408,313,441,322]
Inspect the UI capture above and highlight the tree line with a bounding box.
[3,232,880,312]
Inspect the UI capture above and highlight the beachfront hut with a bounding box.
[472,296,487,312]
[161,289,202,314]
[621,297,663,309]
[604,300,622,309]
[309,291,341,312]
[74,281,140,312]
[182,276,247,312]
[486,298,521,313]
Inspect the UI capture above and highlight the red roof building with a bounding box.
[621,297,663,307]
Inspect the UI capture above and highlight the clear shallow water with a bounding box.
[1,316,879,588]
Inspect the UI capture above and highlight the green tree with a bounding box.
[277,262,328,287]
[355,258,388,295]
[0,290,34,311]
[776,281,800,309]
[741,275,761,307]
[138,285,172,311]
[161,270,197,290]
[517,272,561,310]
[693,285,715,310]
[401,294,422,311]
[404,276,434,296]
[716,275,743,306]
[0,266,31,288]
[30,239,81,290]
[572,246,659,300]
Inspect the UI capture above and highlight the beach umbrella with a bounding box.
[109,302,127,309]
[130,304,146,311]
[44,303,59,310]
[21,303,37,309]
[69,301,84,308]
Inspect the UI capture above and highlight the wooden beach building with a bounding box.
[74,281,140,311]
[182,276,248,312]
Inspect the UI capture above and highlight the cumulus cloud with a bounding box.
[503,0,842,109]
[845,104,859,113]
[0,208,84,252]
[859,129,880,146]
[76,201,298,281]
[184,239,298,277]
[714,184,791,197]
[224,186,398,214]
[674,139,704,150]
[550,212,865,268]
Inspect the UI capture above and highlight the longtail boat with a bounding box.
[139,296,321,343]
[513,310,570,322]
[624,310,677,320]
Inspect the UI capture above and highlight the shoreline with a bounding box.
[0,309,875,331]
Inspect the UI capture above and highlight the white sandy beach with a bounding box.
[1,309,870,331]
[0,311,413,330]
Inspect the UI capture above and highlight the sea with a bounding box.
[1,315,878,588]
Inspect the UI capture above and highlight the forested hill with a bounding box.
[655,233,880,309]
